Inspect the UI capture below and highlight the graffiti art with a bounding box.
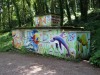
[12,29,90,59]
[24,30,40,51]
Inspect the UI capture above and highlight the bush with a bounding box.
[89,28,100,67]
[0,32,13,52]
[89,50,100,67]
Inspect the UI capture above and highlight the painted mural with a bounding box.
[34,15,60,27]
[12,30,23,49]
[12,29,90,58]
[76,32,90,58]
[24,30,40,52]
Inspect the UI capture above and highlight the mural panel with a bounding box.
[12,30,23,49]
[12,29,90,59]
[76,32,90,58]
[24,29,40,52]
[23,29,77,58]
[34,15,60,27]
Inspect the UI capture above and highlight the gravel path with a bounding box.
[0,52,99,75]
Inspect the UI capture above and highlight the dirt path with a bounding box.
[0,52,99,75]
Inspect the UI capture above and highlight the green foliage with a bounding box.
[0,32,13,52]
[90,50,100,67]
[0,29,11,33]
[76,10,100,67]
[90,28,100,54]
[15,46,32,54]
[84,20,100,31]
[90,28,100,67]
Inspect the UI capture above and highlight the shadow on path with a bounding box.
[0,52,99,75]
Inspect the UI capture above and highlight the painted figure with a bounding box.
[51,32,70,56]
[25,30,39,51]
[77,34,89,56]
[12,31,22,49]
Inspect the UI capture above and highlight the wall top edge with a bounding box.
[13,26,83,30]
[12,27,90,32]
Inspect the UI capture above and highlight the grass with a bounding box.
[0,32,13,52]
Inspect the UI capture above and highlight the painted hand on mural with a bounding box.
[50,32,70,56]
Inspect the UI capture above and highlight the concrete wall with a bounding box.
[34,15,60,27]
[12,29,90,58]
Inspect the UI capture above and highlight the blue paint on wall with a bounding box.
[24,30,39,51]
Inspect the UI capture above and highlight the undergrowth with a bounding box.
[89,28,100,67]
[0,32,13,52]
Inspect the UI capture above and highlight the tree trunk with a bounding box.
[80,0,89,22]
[45,0,49,14]
[34,2,38,15]
[75,0,77,12]
[69,0,77,22]
[26,0,33,26]
[7,0,12,29]
[0,13,1,29]
[12,0,21,27]
[22,0,26,25]
[0,0,3,29]
[89,0,92,9]
[59,0,64,26]
[51,0,55,14]
[97,0,100,8]
[2,0,6,30]
[65,0,72,24]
